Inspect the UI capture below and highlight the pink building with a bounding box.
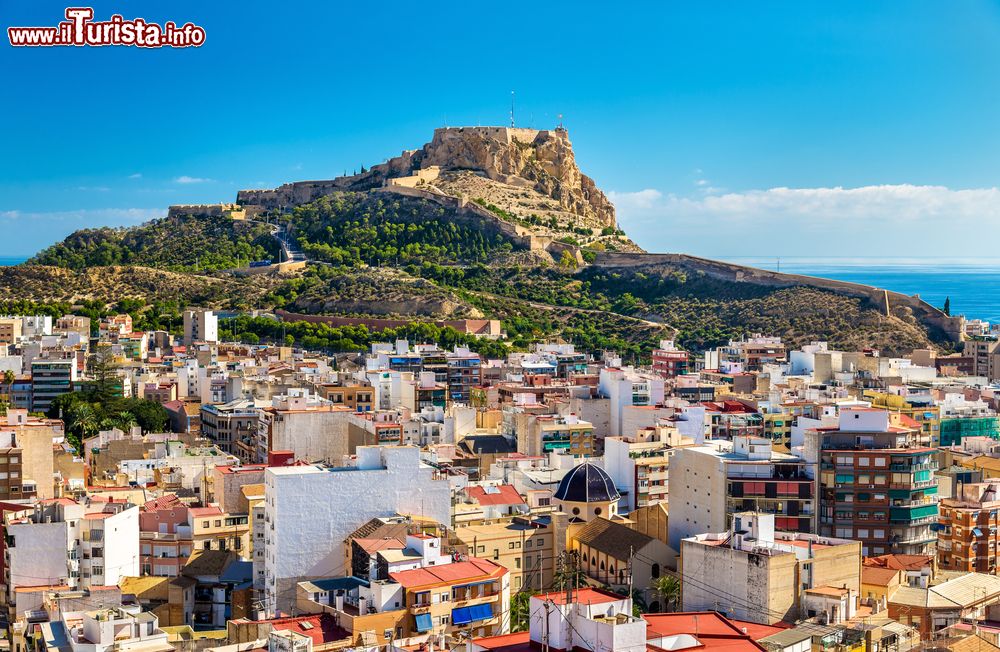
[139,494,192,576]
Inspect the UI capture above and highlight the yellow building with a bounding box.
[189,505,250,559]
[762,411,792,452]
[455,517,554,592]
[865,391,941,447]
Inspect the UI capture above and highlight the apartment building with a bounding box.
[681,512,861,625]
[30,358,77,412]
[651,340,689,379]
[937,480,1000,573]
[517,414,595,458]
[938,393,1000,447]
[391,557,509,639]
[139,494,193,577]
[811,407,938,556]
[183,309,218,346]
[255,389,352,463]
[201,397,262,456]
[314,382,375,412]
[668,436,816,550]
[604,424,689,511]
[964,339,1000,381]
[189,505,250,557]
[0,318,23,347]
[447,349,482,404]
[598,366,666,437]
[0,409,64,500]
[455,516,554,592]
[261,446,450,616]
[1,498,139,621]
[865,390,941,447]
[708,334,786,372]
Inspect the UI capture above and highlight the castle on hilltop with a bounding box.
[170,126,616,229]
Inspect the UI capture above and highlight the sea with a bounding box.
[723,257,1000,324]
[2,255,998,323]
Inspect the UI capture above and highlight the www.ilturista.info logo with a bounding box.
[8,7,206,48]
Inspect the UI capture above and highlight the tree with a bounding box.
[86,349,120,404]
[650,575,681,613]
[943,296,951,316]
[66,402,99,450]
[2,370,13,409]
[101,411,137,433]
[553,552,587,591]
[559,250,578,269]
[510,591,536,632]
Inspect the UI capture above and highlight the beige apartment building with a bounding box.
[455,516,554,592]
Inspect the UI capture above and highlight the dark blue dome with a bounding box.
[554,462,620,503]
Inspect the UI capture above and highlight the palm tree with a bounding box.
[2,370,14,405]
[510,591,536,632]
[651,576,681,613]
[67,402,99,441]
[100,411,136,433]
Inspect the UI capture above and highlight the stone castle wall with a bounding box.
[233,125,616,227]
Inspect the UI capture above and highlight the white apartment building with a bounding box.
[3,499,139,611]
[183,309,219,346]
[598,366,665,437]
[255,389,353,463]
[261,445,450,616]
[667,436,816,551]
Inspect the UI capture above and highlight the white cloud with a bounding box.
[609,184,1000,256]
[128,173,142,179]
[607,188,663,211]
[174,175,213,184]
[75,186,110,192]
[0,207,164,223]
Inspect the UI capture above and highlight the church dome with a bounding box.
[554,462,620,503]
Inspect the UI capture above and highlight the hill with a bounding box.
[29,214,279,272]
[11,125,962,357]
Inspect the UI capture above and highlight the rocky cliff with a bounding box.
[237,126,617,228]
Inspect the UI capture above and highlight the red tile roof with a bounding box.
[189,506,223,517]
[644,612,768,651]
[537,587,624,606]
[466,485,526,507]
[863,554,934,571]
[245,614,349,645]
[144,494,183,511]
[726,620,789,640]
[354,537,406,555]
[390,558,506,588]
[468,631,530,652]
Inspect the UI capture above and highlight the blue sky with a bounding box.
[4,1,1000,257]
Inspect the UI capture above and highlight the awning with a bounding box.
[414,613,433,632]
[453,603,493,625]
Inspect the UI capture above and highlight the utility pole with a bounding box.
[628,545,634,604]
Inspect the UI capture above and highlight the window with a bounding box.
[202,520,209,528]
[214,520,222,527]
[515,558,521,569]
